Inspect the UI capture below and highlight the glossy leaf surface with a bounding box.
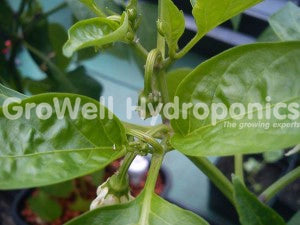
[171,42,300,156]
[166,68,192,101]
[233,177,286,225]
[192,0,262,37]
[161,0,185,56]
[63,14,129,57]
[66,190,209,225]
[269,2,300,41]
[0,93,126,189]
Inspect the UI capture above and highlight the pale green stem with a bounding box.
[175,34,202,59]
[259,166,300,203]
[118,152,136,183]
[126,128,163,154]
[235,154,244,183]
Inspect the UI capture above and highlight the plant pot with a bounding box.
[208,154,299,224]
[11,162,171,225]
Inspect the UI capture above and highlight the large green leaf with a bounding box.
[269,2,300,41]
[0,93,127,189]
[161,0,185,56]
[192,0,262,37]
[171,42,300,156]
[233,177,286,225]
[66,190,209,225]
[166,68,192,101]
[63,13,129,57]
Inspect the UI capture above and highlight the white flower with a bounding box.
[90,180,134,210]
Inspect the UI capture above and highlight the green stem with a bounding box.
[175,34,202,59]
[126,128,163,154]
[235,154,244,183]
[157,0,165,59]
[145,153,164,192]
[118,152,136,182]
[144,49,161,94]
[138,153,164,224]
[189,156,234,205]
[259,166,300,203]
[23,41,77,92]
[131,41,148,60]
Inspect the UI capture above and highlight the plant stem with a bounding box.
[126,128,163,154]
[145,153,164,192]
[118,152,136,183]
[234,154,244,183]
[156,0,170,124]
[23,41,77,92]
[189,156,234,205]
[131,41,148,60]
[175,34,202,59]
[259,166,300,203]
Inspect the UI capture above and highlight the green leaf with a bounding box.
[28,192,62,222]
[40,181,73,198]
[257,27,280,42]
[192,0,262,37]
[0,83,27,101]
[161,0,185,56]
[0,93,127,189]
[233,176,286,225]
[269,2,300,41]
[25,66,103,100]
[137,2,158,50]
[166,68,192,100]
[48,23,71,70]
[288,211,300,225]
[66,190,209,225]
[63,13,129,57]
[171,42,300,156]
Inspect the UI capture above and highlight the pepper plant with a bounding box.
[1,0,300,225]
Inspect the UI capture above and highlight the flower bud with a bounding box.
[90,176,134,210]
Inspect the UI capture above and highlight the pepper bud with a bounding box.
[90,174,134,210]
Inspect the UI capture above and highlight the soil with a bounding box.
[21,159,166,225]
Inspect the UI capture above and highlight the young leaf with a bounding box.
[63,13,129,57]
[161,0,185,56]
[28,192,62,222]
[233,177,286,225]
[269,2,300,41]
[65,190,209,225]
[171,42,300,156]
[192,0,262,37]
[166,68,192,100]
[0,93,127,189]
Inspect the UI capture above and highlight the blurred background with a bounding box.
[0,0,299,225]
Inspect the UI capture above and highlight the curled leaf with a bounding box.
[63,13,129,57]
